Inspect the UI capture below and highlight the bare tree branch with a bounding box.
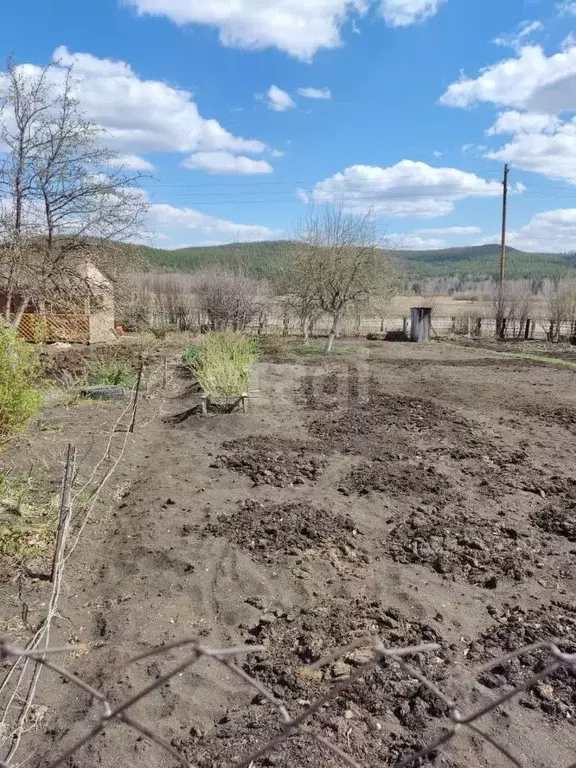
[0,57,148,326]
[285,205,396,352]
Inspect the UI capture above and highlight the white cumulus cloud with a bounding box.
[124,0,367,60]
[297,87,332,100]
[557,1,576,16]
[124,0,444,60]
[380,0,444,26]
[18,47,267,158]
[266,85,296,112]
[440,44,576,113]
[312,160,508,218]
[108,154,156,171]
[506,208,576,251]
[486,110,562,135]
[493,20,543,51]
[296,188,311,204]
[487,123,576,183]
[148,203,276,242]
[414,226,482,235]
[384,233,446,249]
[486,112,576,183]
[182,151,273,175]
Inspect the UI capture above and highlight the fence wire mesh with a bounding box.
[1,632,575,768]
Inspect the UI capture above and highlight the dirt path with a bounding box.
[2,341,576,768]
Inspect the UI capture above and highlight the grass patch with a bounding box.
[87,360,136,388]
[293,342,355,357]
[510,353,576,370]
[0,471,58,563]
[463,345,576,370]
[252,337,356,360]
[185,332,257,397]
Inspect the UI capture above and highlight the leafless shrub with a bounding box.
[547,281,576,341]
[192,267,271,332]
[492,282,534,339]
[144,273,197,331]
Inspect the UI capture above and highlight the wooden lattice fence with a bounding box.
[17,313,90,343]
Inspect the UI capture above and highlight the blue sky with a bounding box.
[2,0,576,251]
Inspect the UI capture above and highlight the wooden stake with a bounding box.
[51,444,76,583]
[129,357,144,433]
[162,356,168,389]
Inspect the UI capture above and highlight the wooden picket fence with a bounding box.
[17,313,90,343]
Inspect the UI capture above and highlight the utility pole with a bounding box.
[499,163,509,287]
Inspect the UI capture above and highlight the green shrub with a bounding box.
[0,329,43,442]
[87,361,136,388]
[187,332,256,397]
[149,322,174,340]
[182,345,202,365]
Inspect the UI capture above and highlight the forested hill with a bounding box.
[140,241,576,282]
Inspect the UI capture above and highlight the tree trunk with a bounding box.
[10,295,30,331]
[4,289,13,324]
[303,321,310,346]
[324,314,340,354]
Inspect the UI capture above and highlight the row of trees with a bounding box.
[0,57,397,353]
[492,281,576,340]
[122,208,397,353]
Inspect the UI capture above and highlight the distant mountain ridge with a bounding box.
[140,241,576,282]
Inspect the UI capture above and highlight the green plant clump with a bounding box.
[0,329,43,442]
[187,333,256,397]
[149,322,174,340]
[182,345,202,365]
[0,471,57,561]
[87,361,136,388]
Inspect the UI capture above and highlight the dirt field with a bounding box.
[1,339,576,768]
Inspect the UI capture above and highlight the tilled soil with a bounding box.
[203,499,365,565]
[211,436,327,487]
[468,602,576,723]
[519,403,576,434]
[180,598,452,767]
[338,455,455,503]
[40,341,152,380]
[307,379,517,470]
[531,501,576,542]
[387,507,545,588]
[3,341,576,768]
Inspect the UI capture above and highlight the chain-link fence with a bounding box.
[1,631,575,768]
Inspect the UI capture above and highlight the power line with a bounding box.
[142,168,506,189]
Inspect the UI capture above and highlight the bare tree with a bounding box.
[286,205,396,353]
[547,281,576,341]
[491,282,533,339]
[192,268,270,332]
[143,273,197,331]
[0,57,148,327]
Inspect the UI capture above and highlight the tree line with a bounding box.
[1,58,574,351]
